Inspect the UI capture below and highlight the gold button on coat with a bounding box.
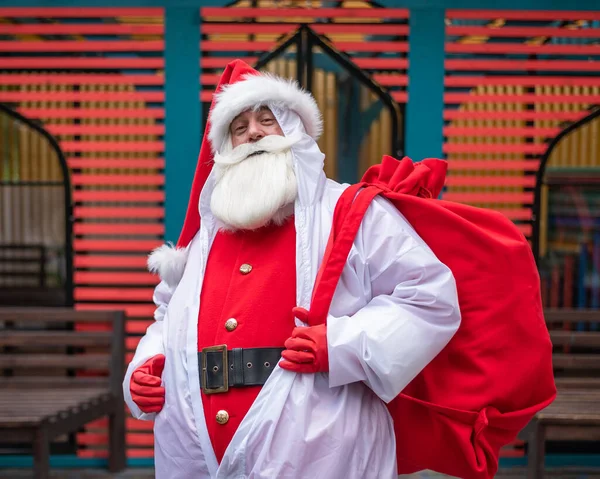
[239,263,253,275]
[216,410,229,425]
[225,318,238,332]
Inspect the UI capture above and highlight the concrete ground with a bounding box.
[0,468,600,478]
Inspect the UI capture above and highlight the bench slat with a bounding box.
[545,425,600,441]
[555,377,600,389]
[0,306,126,475]
[537,390,600,425]
[552,354,600,370]
[0,389,112,428]
[0,331,112,347]
[0,354,111,369]
[550,330,600,348]
[0,307,122,323]
[0,376,110,389]
[545,308,600,324]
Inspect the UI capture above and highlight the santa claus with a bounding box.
[124,60,461,478]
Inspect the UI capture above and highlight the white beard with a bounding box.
[210,135,299,232]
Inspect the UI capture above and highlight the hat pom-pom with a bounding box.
[147,243,190,288]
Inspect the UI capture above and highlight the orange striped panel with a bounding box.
[0,6,166,460]
[74,240,163,252]
[444,10,600,243]
[444,111,586,121]
[199,6,409,109]
[446,59,600,72]
[74,256,151,269]
[201,23,408,35]
[0,40,164,52]
[77,433,155,447]
[201,7,409,19]
[72,191,164,202]
[73,224,164,235]
[2,58,164,69]
[199,40,408,53]
[72,174,165,186]
[0,7,162,16]
[446,76,600,87]
[447,25,600,38]
[447,43,600,55]
[17,108,165,119]
[67,159,165,168]
[75,272,158,285]
[443,144,547,154]
[0,74,164,85]
[0,91,164,102]
[444,93,600,103]
[372,74,409,87]
[0,24,163,35]
[87,417,154,431]
[74,207,164,219]
[74,288,154,302]
[79,448,154,459]
[446,9,600,21]
[445,177,536,188]
[443,192,534,203]
[75,321,152,335]
[50,125,165,135]
[444,127,561,137]
[75,304,156,318]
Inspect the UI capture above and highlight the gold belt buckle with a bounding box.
[201,345,229,395]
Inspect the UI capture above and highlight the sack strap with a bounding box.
[299,183,383,327]
[299,157,443,326]
[300,184,486,428]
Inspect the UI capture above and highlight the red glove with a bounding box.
[280,324,329,373]
[130,354,165,414]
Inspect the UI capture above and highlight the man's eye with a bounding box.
[262,118,274,124]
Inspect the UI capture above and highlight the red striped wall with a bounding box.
[0,6,164,459]
[444,10,600,238]
[2,4,599,464]
[199,5,409,105]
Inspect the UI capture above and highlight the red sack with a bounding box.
[305,156,556,479]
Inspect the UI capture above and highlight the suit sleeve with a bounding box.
[326,197,461,403]
[122,280,173,420]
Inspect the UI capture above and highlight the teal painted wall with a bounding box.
[164,6,201,242]
[2,0,600,8]
[0,0,598,239]
[405,7,446,162]
[0,0,599,469]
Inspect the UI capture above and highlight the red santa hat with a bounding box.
[176,59,322,249]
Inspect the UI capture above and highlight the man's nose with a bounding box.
[247,121,264,142]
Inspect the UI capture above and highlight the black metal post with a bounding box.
[305,29,402,159]
[531,107,600,263]
[0,103,74,307]
[296,27,306,88]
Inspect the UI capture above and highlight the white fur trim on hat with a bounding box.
[147,243,189,288]
[208,73,323,152]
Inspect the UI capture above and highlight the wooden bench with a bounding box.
[524,308,600,479]
[0,307,126,479]
[0,244,47,289]
[0,244,67,307]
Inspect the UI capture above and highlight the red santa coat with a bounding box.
[123,105,461,478]
[197,219,296,461]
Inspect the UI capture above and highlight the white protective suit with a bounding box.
[123,106,461,479]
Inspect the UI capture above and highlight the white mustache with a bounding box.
[214,133,302,166]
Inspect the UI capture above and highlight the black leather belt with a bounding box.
[199,345,284,395]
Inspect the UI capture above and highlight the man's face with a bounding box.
[229,107,284,148]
